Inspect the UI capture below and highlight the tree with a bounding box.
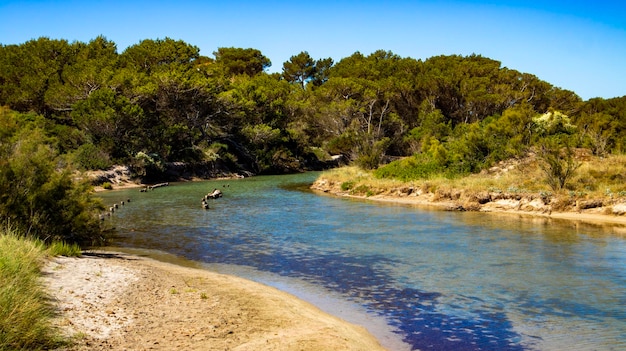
[214,47,271,76]
[70,88,144,161]
[0,37,74,117]
[120,38,200,74]
[311,57,334,87]
[282,51,316,89]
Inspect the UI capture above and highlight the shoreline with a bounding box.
[94,169,626,230]
[310,179,626,232]
[42,251,394,351]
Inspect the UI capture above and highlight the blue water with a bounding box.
[100,173,626,350]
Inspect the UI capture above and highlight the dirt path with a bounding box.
[42,252,386,351]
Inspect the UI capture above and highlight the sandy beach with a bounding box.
[42,252,387,351]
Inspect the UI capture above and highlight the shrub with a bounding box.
[341,181,355,191]
[102,182,113,190]
[537,142,580,191]
[72,143,111,170]
[374,154,445,181]
[0,128,106,246]
[352,184,374,197]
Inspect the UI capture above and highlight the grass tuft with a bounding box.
[47,241,82,257]
[0,226,65,350]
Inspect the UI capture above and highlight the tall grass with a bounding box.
[0,226,65,351]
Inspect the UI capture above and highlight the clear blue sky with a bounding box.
[1,0,624,100]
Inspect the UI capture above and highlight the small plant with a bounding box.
[340,181,355,191]
[169,288,179,295]
[539,191,553,204]
[488,187,503,194]
[507,186,521,194]
[353,184,373,196]
[102,182,113,190]
[200,292,208,299]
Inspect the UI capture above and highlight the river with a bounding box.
[99,172,626,351]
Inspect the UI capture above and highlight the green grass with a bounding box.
[0,227,64,350]
[47,241,82,257]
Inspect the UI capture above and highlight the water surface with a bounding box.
[100,173,626,350]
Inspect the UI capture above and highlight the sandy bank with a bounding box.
[42,252,386,351]
[311,178,626,231]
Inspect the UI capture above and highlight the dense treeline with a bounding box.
[1,36,626,242]
[1,36,625,174]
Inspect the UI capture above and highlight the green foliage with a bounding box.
[72,143,112,170]
[214,47,271,76]
[355,137,391,170]
[282,51,334,89]
[374,154,447,181]
[131,151,166,178]
[327,132,359,156]
[537,140,581,191]
[1,36,626,188]
[353,184,374,196]
[121,37,200,74]
[0,227,64,350]
[282,51,317,88]
[340,181,355,191]
[102,182,113,190]
[0,121,105,246]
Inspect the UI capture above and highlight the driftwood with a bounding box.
[205,188,223,199]
[141,182,170,192]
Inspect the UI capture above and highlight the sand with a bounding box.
[42,252,387,351]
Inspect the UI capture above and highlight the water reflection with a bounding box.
[100,174,626,350]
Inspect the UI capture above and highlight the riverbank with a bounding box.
[84,165,246,192]
[42,252,386,351]
[311,170,626,230]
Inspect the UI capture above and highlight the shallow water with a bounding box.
[100,173,626,350]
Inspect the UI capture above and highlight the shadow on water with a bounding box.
[99,173,626,351]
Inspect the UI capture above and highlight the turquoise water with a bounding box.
[100,173,626,350]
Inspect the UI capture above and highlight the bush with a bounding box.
[102,182,113,190]
[537,142,580,191]
[341,181,355,191]
[72,143,111,170]
[0,128,106,246]
[374,154,444,181]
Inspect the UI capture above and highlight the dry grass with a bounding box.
[317,154,626,206]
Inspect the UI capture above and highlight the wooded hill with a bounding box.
[1,36,625,180]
